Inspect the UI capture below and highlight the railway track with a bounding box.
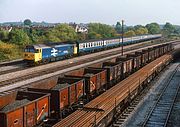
[142,64,180,127]
[0,40,163,76]
[167,72,180,126]
[0,63,28,75]
[0,41,173,93]
[0,59,24,67]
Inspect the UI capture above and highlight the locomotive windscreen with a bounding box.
[24,46,35,53]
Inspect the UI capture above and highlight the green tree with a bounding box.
[88,23,117,39]
[88,32,102,39]
[124,30,136,37]
[125,26,135,33]
[24,19,32,26]
[115,22,122,33]
[134,25,145,30]
[0,30,9,41]
[163,22,175,36]
[77,33,87,41]
[135,27,148,35]
[146,23,161,34]
[46,24,77,42]
[174,27,180,35]
[9,29,30,45]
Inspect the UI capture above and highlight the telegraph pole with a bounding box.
[121,20,124,56]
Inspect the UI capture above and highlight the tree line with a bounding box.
[0,20,179,61]
[0,21,178,46]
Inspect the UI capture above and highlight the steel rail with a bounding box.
[142,64,180,127]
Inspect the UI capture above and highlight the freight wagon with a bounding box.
[65,68,107,100]
[127,53,142,71]
[102,62,123,86]
[116,56,133,78]
[0,91,50,127]
[28,77,85,119]
[141,49,151,64]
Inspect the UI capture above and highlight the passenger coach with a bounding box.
[24,34,162,65]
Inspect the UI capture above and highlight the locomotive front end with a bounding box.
[24,45,42,64]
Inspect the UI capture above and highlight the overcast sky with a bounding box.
[0,0,179,25]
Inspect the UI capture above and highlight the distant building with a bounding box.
[0,26,12,32]
[0,21,59,31]
[69,23,88,34]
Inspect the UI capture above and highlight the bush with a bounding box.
[0,41,22,61]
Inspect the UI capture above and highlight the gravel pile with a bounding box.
[1,99,30,112]
[52,83,69,90]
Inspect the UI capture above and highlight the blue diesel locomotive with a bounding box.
[23,34,162,65]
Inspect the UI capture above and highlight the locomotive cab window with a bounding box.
[24,47,35,53]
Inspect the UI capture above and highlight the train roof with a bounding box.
[77,34,155,44]
[44,41,76,46]
[26,41,76,49]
